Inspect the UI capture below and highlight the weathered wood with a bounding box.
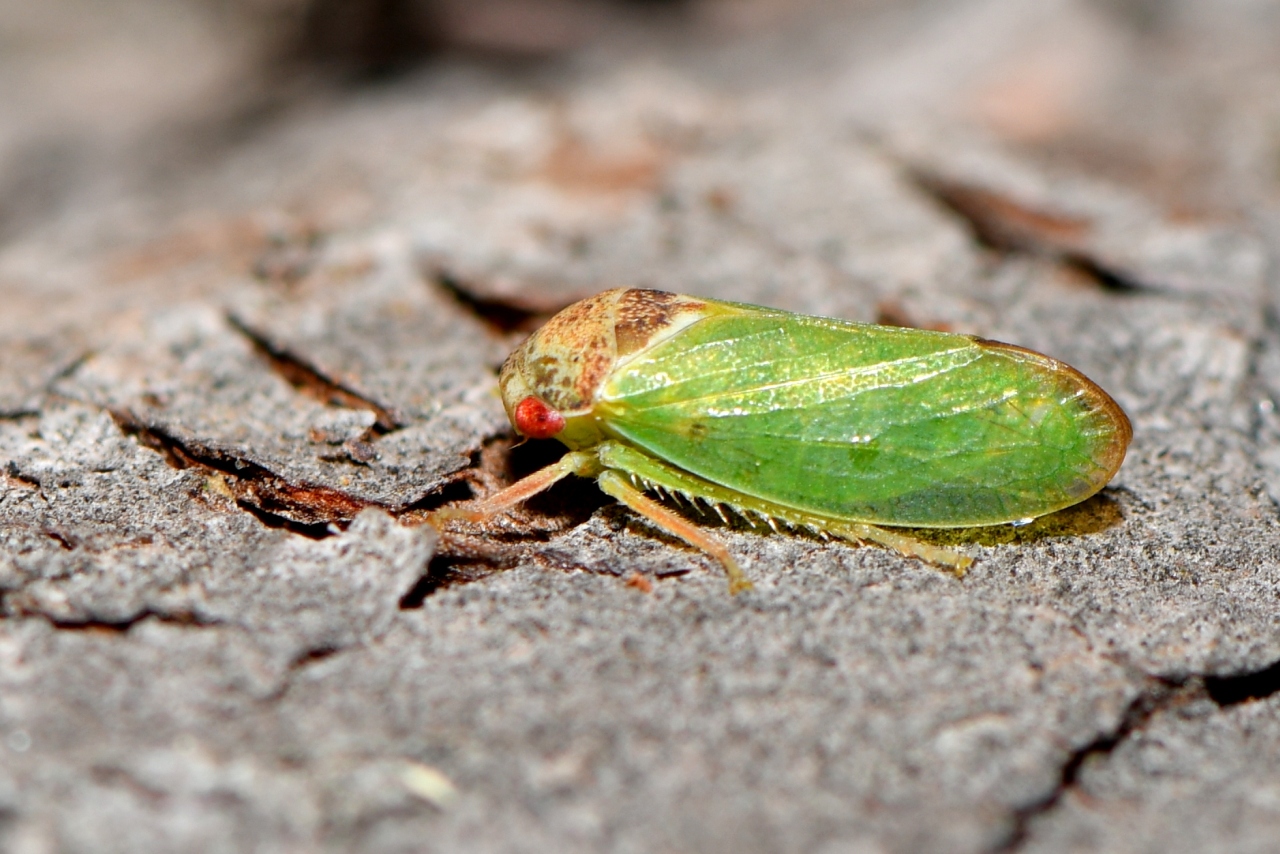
[3,1,1280,852]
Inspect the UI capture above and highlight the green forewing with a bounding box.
[598,303,1122,527]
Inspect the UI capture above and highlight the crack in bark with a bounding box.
[110,409,374,528]
[44,529,76,550]
[909,170,1153,294]
[108,407,541,582]
[430,266,577,335]
[995,652,1280,852]
[1205,657,1280,706]
[289,644,341,670]
[4,461,42,490]
[111,406,610,593]
[236,500,337,540]
[227,313,402,434]
[398,543,548,608]
[41,608,224,633]
[994,675,1199,852]
[90,765,171,803]
[258,642,361,704]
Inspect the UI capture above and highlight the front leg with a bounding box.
[428,449,603,525]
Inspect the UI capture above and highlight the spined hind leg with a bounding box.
[596,470,754,595]
[595,441,974,577]
[823,521,973,576]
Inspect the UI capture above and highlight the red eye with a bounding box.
[514,396,566,439]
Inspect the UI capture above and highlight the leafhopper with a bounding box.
[434,289,1131,593]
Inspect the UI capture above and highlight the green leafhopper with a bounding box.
[434,288,1131,593]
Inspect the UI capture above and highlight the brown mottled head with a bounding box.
[498,288,708,449]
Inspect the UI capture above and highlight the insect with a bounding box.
[433,288,1131,593]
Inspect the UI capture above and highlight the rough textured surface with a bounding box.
[3,1,1280,852]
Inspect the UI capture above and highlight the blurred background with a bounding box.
[2,0,1279,253]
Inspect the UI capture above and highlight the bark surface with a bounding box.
[3,2,1280,852]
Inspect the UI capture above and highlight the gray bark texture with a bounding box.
[3,1,1280,851]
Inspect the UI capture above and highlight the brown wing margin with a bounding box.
[974,337,1132,482]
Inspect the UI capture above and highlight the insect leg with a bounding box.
[429,450,602,525]
[595,442,974,577]
[596,469,754,595]
[830,522,974,576]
